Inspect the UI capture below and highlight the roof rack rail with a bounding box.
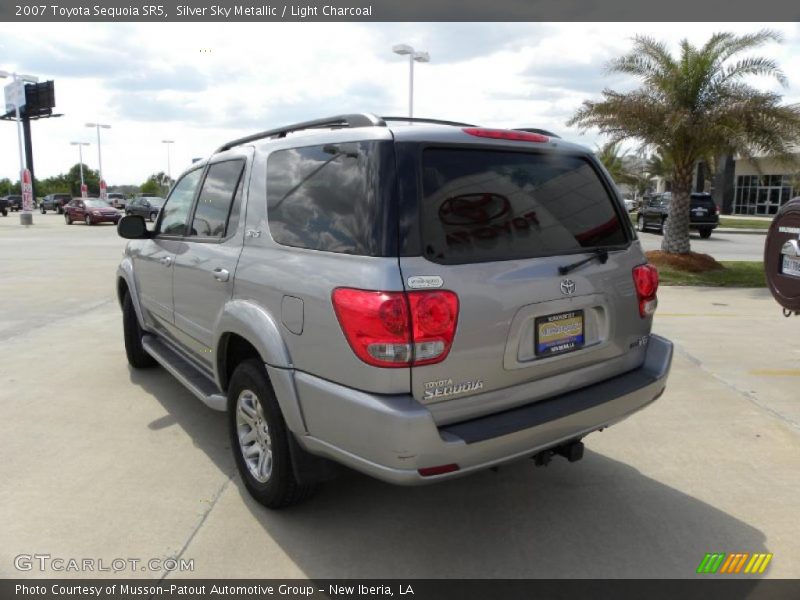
[382,116,477,127]
[215,113,386,152]
[515,127,561,139]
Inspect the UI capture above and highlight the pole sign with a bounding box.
[3,80,25,115]
[21,169,34,212]
[81,183,88,198]
[99,179,108,201]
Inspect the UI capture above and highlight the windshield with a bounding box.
[420,148,627,264]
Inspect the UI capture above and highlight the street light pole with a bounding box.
[86,122,111,193]
[392,44,430,119]
[162,140,174,190]
[1,69,39,225]
[70,142,90,197]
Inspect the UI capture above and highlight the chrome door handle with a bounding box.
[160,256,173,267]
[212,268,230,282]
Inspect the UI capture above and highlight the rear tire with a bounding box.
[699,228,712,239]
[40,206,46,214]
[228,359,316,509]
[65,213,72,225]
[659,217,666,234]
[636,214,646,232]
[122,292,157,369]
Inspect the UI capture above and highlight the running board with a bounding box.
[142,335,227,411]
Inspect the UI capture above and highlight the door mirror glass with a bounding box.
[117,215,150,239]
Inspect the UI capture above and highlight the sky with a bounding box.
[0,22,799,186]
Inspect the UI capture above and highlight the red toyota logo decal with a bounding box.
[439,193,511,226]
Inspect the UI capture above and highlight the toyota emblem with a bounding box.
[560,279,576,295]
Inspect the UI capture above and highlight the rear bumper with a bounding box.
[690,220,719,229]
[295,335,673,485]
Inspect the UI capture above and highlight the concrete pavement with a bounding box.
[1,213,798,579]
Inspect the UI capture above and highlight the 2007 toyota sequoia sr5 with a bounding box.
[116,114,673,508]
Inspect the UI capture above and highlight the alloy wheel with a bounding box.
[236,389,273,483]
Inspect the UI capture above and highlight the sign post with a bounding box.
[4,77,34,225]
[80,183,88,198]
[21,168,34,212]
[99,179,107,202]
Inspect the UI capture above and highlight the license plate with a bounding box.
[782,255,800,278]
[535,310,585,357]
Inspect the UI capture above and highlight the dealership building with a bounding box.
[731,156,798,215]
[649,153,799,215]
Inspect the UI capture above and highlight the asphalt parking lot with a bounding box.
[1,212,799,579]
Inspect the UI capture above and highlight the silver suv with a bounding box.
[116,114,673,508]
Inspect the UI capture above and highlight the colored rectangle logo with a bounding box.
[697,553,773,574]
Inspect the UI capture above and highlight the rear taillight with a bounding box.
[632,264,659,318]
[462,127,549,143]
[332,288,459,368]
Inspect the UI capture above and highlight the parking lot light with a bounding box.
[70,141,91,197]
[86,123,111,199]
[392,44,430,119]
[162,140,174,189]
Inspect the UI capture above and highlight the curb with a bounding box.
[715,228,767,235]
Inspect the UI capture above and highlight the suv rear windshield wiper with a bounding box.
[558,248,610,275]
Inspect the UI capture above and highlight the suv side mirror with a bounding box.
[117,215,151,239]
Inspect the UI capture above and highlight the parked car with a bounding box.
[125,197,164,221]
[40,193,73,214]
[116,113,673,509]
[2,195,22,211]
[64,198,121,226]
[107,193,127,209]
[0,196,7,216]
[636,192,719,238]
[623,198,636,212]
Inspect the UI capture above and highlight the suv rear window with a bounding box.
[266,141,394,256]
[691,194,716,208]
[420,148,627,264]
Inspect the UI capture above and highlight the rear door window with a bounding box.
[420,148,627,264]
[266,141,393,256]
[189,160,245,238]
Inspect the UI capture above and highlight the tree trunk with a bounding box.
[661,164,693,254]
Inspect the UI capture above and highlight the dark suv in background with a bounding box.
[636,192,719,238]
[40,193,73,214]
[2,195,23,212]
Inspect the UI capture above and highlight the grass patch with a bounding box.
[719,217,771,229]
[629,212,771,230]
[655,261,766,287]
[646,251,765,286]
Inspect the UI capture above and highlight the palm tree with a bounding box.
[568,30,800,253]
[596,141,633,184]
